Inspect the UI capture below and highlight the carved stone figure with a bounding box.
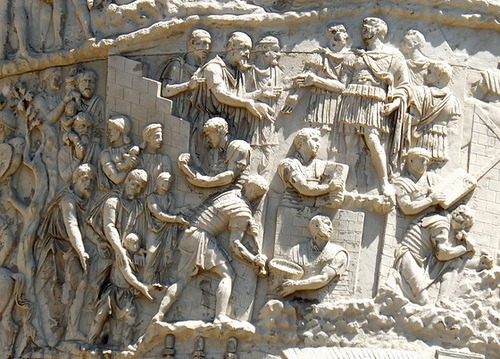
[400,29,431,86]
[409,61,460,163]
[144,172,189,284]
[87,169,153,346]
[36,164,96,345]
[277,215,348,297]
[87,233,146,348]
[99,115,139,190]
[278,128,344,208]
[193,31,274,142]
[159,29,212,122]
[246,36,282,174]
[393,148,445,216]
[75,69,105,138]
[58,112,102,183]
[178,117,251,189]
[394,205,476,305]
[32,67,80,202]
[150,175,269,325]
[338,17,409,195]
[0,107,24,186]
[138,123,172,195]
[192,336,205,358]
[284,24,348,130]
[473,61,500,103]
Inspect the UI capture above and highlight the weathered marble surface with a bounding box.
[0,1,498,359]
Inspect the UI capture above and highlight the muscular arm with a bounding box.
[186,170,235,188]
[433,228,471,261]
[61,196,89,272]
[146,195,181,223]
[281,251,347,295]
[228,227,258,265]
[102,197,127,261]
[397,193,435,216]
[100,150,128,186]
[289,172,331,197]
[161,61,192,98]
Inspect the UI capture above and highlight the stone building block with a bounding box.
[130,104,148,123]
[108,55,125,71]
[123,87,139,105]
[156,97,173,115]
[115,71,134,89]
[107,83,124,100]
[139,91,156,109]
[132,74,149,93]
[123,57,143,76]
[115,98,132,115]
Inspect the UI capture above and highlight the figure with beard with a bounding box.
[99,115,139,190]
[75,70,105,139]
[338,17,410,196]
[193,32,274,143]
[246,36,283,175]
[138,123,172,195]
[159,29,212,122]
[36,164,96,343]
[58,112,102,183]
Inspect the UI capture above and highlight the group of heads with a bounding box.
[42,67,97,100]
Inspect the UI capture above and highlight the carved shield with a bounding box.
[0,143,13,179]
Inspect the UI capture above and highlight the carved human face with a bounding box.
[47,70,62,92]
[125,177,145,200]
[303,133,320,157]
[124,235,140,254]
[107,122,122,144]
[78,74,96,99]
[311,219,333,243]
[231,43,252,71]
[401,33,417,54]
[74,173,94,200]
[408,155,428,176]
[327,28,348,49]
[262,44,281,66]
[147,129,163,150]
[74,121,91,137]
[157,175,172,193]
[361,22,378,43]
[205,129,223,149]
[191,35,211,63]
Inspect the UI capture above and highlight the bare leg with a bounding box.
[13,1,30,57]
[211,263,234,321]
[39,3,51,51]
[52,0,65,50]
[152,276,190,322]
[71,0,93,39]
[87,301,109,343]
[364,130,392,196]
